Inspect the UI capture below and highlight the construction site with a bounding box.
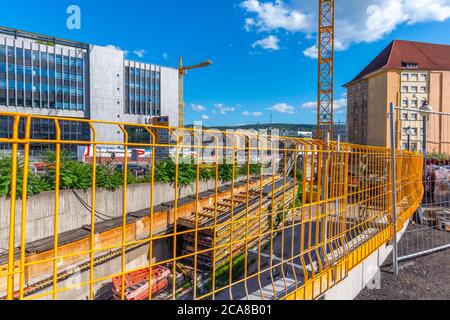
[0,0,449,301]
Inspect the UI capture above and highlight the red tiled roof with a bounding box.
[345,40,450,86]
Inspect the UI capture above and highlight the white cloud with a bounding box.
[242,110,263,117]
[244,17,257,31]
[269,103,295,114]
[214,103,235,115]
[334,98,347,113]
[302,97,347,114]
[133,49,146,58]
[191,104,206,112]
[162,53,169,60]
[303,45,318,59]
[302,101,317,110]
[240,0,450,58]
[201,115,210,120]
[252,35,281,50]
[240,0,314,33]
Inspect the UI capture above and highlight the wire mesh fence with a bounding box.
[396,107,450,262]
[0,112,423,300]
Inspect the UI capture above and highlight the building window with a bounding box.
[402,99,408,107]
[124,65,161,116]
[410,100,418,108]
[402,62,418,69]
[401,73,409,81]
[410,113,418,120]
[420,74,427,82]
[410,74,418,81]
[0,46,86,110]
[0,117,90,155]
[401,113,408,120]
[401,86,408,93]
[420,86,427,92]
[402,142,408,150]
[410,86,418,93]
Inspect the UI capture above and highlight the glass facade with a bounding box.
[124,65,161,116]
[0,116,90,157]
[0,44,86,111]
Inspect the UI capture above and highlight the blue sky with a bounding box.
[2,0,450,126]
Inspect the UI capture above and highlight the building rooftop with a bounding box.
[345,40,450,86]
[0,25,176,69]
[0,25,89,50]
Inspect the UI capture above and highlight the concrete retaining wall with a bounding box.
[0,179,230,249]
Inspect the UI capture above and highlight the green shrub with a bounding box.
[249,163,262,175]
[0,156,16,197]
[218,163,234,181]
[46,152,92,190]
[428,152,450,161]
[154,159,174,184]
[199,167,214,181]
[0,156,52,198]
[96,165,124,191]
[0,152,265,198]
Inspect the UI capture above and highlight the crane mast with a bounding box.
[178,57,212,128]
[317,0,335,140]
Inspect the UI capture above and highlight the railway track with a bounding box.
[2,242,148,300]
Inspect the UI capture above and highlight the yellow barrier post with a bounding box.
[7,115,20,300]
[19,116,31,300]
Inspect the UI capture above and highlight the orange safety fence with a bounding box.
[0,112,423,300]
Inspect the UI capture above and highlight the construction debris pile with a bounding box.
[421,165,450,232]
[421,207,450,232]
[112,266,170,300]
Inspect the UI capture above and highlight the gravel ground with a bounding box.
[357,224,450,300]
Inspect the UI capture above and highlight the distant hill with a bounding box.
[185,122,347,140]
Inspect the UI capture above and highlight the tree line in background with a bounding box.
[0,152,262,199]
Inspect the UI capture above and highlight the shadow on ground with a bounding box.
[357,225,450,300]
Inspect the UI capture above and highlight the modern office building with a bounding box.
[345,40,450,153]
[0,26,179,154]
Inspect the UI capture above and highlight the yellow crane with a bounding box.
[178,56,213,128]
[317,0,335,140]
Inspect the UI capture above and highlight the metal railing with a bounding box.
[392,104,450,265]
[0,112,423,300]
